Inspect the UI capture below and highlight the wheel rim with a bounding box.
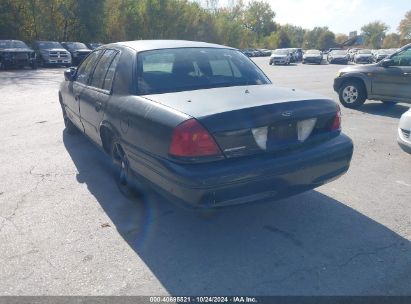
[342,85,359,103]
[112,143,128,186]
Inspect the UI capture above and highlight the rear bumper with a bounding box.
[127,133,354,207]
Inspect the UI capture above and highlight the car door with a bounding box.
[372,47,411,100]
[64,50,102,131]
[79,49,120,144]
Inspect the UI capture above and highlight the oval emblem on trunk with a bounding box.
[281,111,293,117]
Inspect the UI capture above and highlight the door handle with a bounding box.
[404,72,411,76]
[95,101,103,112]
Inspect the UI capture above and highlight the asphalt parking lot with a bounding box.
[1,59,411,296]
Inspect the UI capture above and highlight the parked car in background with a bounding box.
[324,47,342,55]
[288,48,302,62]
[398,108,411,154]
[348,48,359,62]
[86,43,103,50]
[327,50,349,64]
[353,49,373,64]
[334,43,411,108]
[259,49,272,56]
[61,42,91,65]
[373,49,391,62]
[0,40,37,70]
[269,49,292,65]
[59,40,353,208]
[302,49,323,64]
[33,41,71,67]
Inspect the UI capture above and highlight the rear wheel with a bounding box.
[338,80,366,109]
[60,104,77,134]
[111,138,133,196]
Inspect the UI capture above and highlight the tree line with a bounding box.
[0,0,410,50]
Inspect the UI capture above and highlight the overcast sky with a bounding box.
[205,0,409,34]
[269,0,408,34]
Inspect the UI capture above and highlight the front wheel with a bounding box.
[338,80,366,109]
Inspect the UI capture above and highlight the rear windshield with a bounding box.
[137,48,270,95]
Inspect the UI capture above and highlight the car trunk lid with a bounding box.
[143,85,339,158]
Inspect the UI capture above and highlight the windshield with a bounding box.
[273,49,289,55]
[305,50,320,54]
[62,42,88,50]
[137,48,270,95]
[358,49,371,54]
[0,40,28,49]
[331,50,347,55]
[37,41,63,49]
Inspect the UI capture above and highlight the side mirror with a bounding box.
[381,58,393,67]
[64,67,77,81]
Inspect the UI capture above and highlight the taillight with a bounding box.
[169,119,223,157]
[331,104,341,131]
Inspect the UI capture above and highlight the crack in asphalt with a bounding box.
[250,241,400,292]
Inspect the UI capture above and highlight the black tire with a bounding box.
[60,104,77,134]
[110,138,133,196]
[338,80,367,109]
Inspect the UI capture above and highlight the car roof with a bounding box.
[104,40,233,52]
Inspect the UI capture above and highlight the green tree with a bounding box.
[280,24,305,48]
[398,10,411,43]
[317,30,336,50]
[335,33,348,44]
[382,33,401,48]
[303,27,331,49]
[243,1,275,41]
[361,21,389,49]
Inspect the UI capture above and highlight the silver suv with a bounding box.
[333,43,411,108]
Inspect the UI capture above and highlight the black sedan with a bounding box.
[61,42,91,65]
[59,40,353,208]
[0,40,37,70]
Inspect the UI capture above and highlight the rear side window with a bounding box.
[102,53,120,91]
[89,49,117,89]
[76,50,102,84]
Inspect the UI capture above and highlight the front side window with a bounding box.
[137,48,270,95]
[391,48,411,67]
[76,50,102,84]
